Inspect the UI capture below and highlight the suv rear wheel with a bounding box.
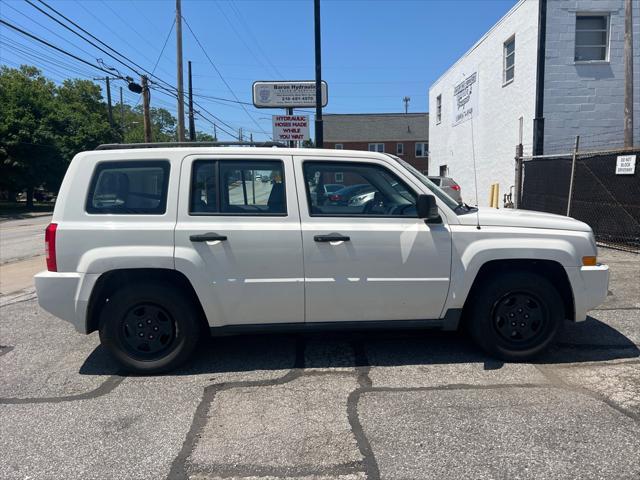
[467,271,563,361]
[99,282,201,374]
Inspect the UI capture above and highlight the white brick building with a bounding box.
[428,0,639,207]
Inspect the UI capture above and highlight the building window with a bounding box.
[334,144,343,150]
[503,36,515,85]
[334,172,344,183]
[415,142,428,158]
[368,143,384,153]
[575,15,609,62]
[396,143,404,155]
[439,165,448,177]
[436,95,442,124]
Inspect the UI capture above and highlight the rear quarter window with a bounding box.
[86,160,170,214]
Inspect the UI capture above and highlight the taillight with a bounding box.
[329,194,341,201]
[450,184,461,191]
[45,223,58,272]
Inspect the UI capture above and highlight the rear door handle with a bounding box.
[190,232,228,242]
[314,234,350,242]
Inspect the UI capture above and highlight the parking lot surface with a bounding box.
[0,248,639,480]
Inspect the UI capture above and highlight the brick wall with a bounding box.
[543,0,640,152]
[323,141,429,173]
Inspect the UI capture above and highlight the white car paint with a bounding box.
[34,147,609,335]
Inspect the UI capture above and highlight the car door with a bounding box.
[174,153,304,327]
[293,155,452,323]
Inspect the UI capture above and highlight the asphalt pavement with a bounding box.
[0,218,639,479]
[0,214,51,264]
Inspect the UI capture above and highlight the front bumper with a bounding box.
[565,264,610,321]
[34,270,100,333]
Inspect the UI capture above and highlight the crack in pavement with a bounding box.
[0,374,125,405]
[0,345,15,358]
[534,364,640,423]
[186,460,364,479]
[167,336,640,480]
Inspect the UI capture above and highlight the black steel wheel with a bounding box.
[120,303,177,359]
[491,291,548,346]
[468,271,563,361]
[99,281,202,374]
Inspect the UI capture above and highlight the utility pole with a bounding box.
[119,86,124,132]
[403,96,410,114]
[188,60,196,141]
[314,0,323,148]
[95,77,114,126]
[105,77,113,127]
[286,107,295,148]
[624,0,634,148]
[239,127,243,142]
[141,75,152,142]
[213,124,217,141]
[176,0,186,141]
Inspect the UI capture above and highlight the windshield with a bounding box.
[389,155,461,210]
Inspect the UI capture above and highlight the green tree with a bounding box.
[120,104,177,143]
[0,66,62,206]
[0,66,122,205]
[196,131,217,142]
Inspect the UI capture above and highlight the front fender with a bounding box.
[445,226,595,311]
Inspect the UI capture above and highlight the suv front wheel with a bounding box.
[99,282,201,374]
[467,271,564,361]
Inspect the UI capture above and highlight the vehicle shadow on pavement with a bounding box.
[78,315,638,376]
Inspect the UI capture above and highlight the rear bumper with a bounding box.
[566,264,610,321]
[34,270,100,333]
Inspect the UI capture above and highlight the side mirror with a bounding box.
[416,194,440,221]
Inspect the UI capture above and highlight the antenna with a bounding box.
[463,72,481,230]
[403,96,410,114]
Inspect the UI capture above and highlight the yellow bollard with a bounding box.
[493,183,500,209]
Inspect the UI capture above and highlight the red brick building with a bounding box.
[322,113,429,173]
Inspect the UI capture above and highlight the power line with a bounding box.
[0,19,123,78]
[181,15,268,136]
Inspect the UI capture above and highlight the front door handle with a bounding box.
[314,233,350,242]
[190,232,228,242]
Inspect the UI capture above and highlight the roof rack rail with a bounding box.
[95,141,286,150]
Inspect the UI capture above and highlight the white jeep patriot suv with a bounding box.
[35,144,609,373]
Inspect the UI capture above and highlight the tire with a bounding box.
[467,271,563,361]
[99,282,202,374]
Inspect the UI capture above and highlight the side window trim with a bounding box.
[85,160,170,215]
[188,158,288,217]
[302,160,418,219]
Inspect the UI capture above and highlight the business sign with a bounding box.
[616,155,636,175]
[452,72,478,126]
[272,115,310,142]
[253,81,328,108]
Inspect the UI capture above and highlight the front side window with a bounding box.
[503,36,515,84]
[87,161,169,214]
[303,161,417,217]
[575,15,609,61]
[415,142,428,157]
[190,160,286,215]
[368,143,384,153]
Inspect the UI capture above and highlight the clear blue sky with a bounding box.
[1,0,516,140]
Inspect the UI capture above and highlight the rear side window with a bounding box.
[86,161,169,214]
[190,160,286,215]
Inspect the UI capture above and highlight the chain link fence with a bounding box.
[519,147,640,253]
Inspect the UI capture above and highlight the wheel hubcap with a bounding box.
[492,292,547,344]
[121,303,176,357]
